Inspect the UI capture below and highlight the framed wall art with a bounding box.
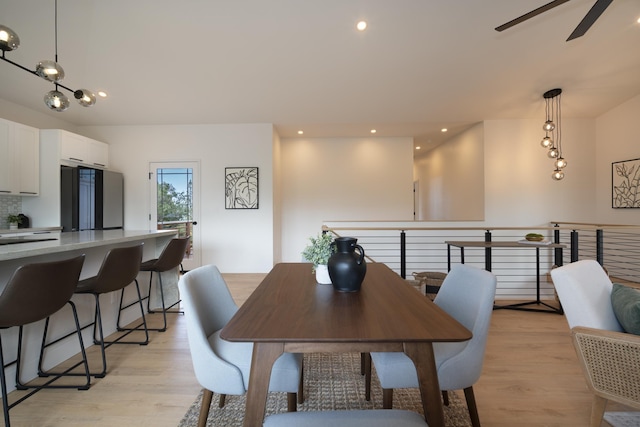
[225,167,259,209]
[612,158,640,208]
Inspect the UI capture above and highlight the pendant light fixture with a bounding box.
[0,0,98,112]
[541,88,566,180]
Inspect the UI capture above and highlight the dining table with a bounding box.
[220,262,472,427]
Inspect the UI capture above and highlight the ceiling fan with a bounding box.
[495,0,613,41]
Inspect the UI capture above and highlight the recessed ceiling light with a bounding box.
[356,21,367,31]
[297,130,304,135]
[370,129,376,134]
[441,128,448,132]
[637,16,640,24]
[415,146,421,150]
[97,91,108,98]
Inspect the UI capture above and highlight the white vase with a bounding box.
[315,264,332,284]
[9,223,18,230]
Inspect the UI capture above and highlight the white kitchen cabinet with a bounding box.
[58,129,109,169]
[0,119,39,196]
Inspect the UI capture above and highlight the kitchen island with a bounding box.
[0,229,178,393]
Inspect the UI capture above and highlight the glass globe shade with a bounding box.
[555,157,567,169]
[0,25,20,51]
[542,120,555,132]
[547,147,559,158]
[552,169,565,181]
[74,89,96,107]
[35,60,65,83]
[541,136,553,148]
[44,90,70,112]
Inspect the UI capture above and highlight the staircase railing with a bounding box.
[321,222,640,300]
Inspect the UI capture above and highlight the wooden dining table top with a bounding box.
[221,262,471,345]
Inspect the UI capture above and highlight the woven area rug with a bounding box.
[178,352,472,426]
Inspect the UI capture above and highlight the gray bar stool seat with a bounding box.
[0,255,89,427]
[124,237,189,332]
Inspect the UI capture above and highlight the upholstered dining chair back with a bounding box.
[432,263,498,391]
[550,259,622,331]
[178,264,245,395]
[179,264,302,427]
[369,263,496,427]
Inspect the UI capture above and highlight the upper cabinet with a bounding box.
[57,130,109,169]
[0,119,39,196]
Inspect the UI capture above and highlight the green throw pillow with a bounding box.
[611,283,640,335]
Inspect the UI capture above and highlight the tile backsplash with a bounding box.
[0,195,22,229]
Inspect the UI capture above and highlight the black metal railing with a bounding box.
[322,222,640,300]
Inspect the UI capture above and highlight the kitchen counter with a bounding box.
[0,226,61,235]
[0,228,179,394]
[0,229,176,261]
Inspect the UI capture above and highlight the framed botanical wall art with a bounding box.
[612,158,640,208]
[225,167,259,209]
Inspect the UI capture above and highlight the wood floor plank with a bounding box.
[5,273,633,426]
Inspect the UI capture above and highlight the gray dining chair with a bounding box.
[178,264,303,427]
[366,263,497,427]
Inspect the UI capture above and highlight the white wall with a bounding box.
[414,123,484,220]
[84,124,275,273]
[279,136,415,262]
[595,93,640,224]
[483,118,596,226]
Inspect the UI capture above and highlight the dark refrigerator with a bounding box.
[61,166,124,232]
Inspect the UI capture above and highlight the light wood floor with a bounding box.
[5,273,633,426]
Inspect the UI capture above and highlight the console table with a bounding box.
[445,240,565,314]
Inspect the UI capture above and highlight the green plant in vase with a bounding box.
[7,214,21,229]
[302,232,335,284]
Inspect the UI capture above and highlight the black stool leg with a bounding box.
[113,279,150,345]
[0,334,11,427]
[91,294,108,378]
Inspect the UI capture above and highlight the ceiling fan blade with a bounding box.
[495,0,571,32]
[566,0,613,40]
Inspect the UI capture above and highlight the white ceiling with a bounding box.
[1,0,639,150]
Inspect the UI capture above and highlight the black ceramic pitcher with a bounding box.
[328,237,366,292]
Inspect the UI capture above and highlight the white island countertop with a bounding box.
[0,229,177,262]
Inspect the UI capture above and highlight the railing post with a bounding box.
[400,230,406,279]
[570,230,579,262]
[596,229,604,266]
[553,224,563,266]
[484,230,492,272]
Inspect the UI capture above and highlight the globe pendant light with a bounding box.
[0,1,100,111]
[44,90,70,111]
[0,25,20,51]
[541,89,565,180]
[35,60,65,82]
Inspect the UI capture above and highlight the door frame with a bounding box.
[149,161,201,271]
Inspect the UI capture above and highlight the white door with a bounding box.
[149,162,201,271]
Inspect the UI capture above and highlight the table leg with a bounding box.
[403,342,444,427]
[243,342,284,427]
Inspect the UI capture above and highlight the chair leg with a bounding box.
[463,386,481,427]
[287,392,297,412]
[298,357,304,404]
[91,294,108,378]
[442,390,449,405]
[589,395,607,427]
[218,394,226,408]
[382,388,393,409]
[198,389,213,427]
[111,279,150,345]
[25,301,91,389]
[0,335,11,427]
[364,353,372,401]
[147,271,168,332]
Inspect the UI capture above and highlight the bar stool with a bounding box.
[0,255,89,427]
[122,237,189,332]
[72,243,147,378]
